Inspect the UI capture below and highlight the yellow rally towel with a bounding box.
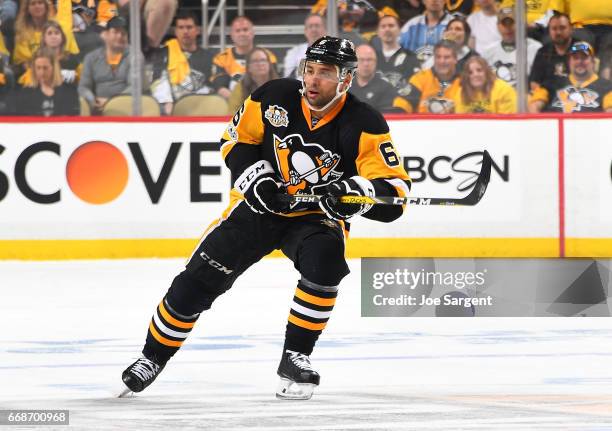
[166,39,190,85]
[0,32,7,56]
[96,0,118,26]
[18,68,33,87]
[0,73,5,85]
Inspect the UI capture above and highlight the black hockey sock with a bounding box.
[142,297,199,365]
[283,279,338,355]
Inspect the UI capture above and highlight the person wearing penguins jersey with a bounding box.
[120,36,411,401]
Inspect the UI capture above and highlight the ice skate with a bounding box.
[118,356,165,397]
[276,350,320,400]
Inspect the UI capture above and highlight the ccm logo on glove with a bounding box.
[235,161,274,193]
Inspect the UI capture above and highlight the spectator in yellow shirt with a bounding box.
[211,16,277,100]
[41,21,81,83]
[18,20,81,86]
[454,55,517,113]
[13,0,78,77]
[401,39,461,113]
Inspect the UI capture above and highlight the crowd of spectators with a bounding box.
[0,0,610,116]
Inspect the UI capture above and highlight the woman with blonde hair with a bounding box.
[18,20,81,86]
[12,47,79,115]
[13,0,78,77]
[227,47,279,113]
[454,55,517,114]
[40,21,81,83]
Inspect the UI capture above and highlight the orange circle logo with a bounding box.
[66,141,129,204]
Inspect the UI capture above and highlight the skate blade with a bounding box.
[275,378,316,400]
[117,384,134,398]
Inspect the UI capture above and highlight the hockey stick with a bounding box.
[277,150,492,207]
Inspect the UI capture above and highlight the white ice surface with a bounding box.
[1,258,612,430]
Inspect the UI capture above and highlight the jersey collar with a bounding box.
[569,73,598,88]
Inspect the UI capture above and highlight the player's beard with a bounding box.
[307,90,335,110]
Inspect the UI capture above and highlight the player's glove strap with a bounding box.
[235,160,289,214]
[319,176,375,221]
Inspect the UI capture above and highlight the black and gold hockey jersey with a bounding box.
[374,46,420,89]
[402,68,461,113]
[530,74,612,112]
[220,78,411,222]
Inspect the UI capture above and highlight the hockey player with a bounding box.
[120,36,411,400]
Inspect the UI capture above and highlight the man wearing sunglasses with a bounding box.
[119,36,411,401]
[529,41,612,113]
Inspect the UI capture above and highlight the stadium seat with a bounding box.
[101,95,161,116]
[172,95,229,116]
[79,97,91,116]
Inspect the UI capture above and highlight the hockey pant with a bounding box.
[142,201,350,364]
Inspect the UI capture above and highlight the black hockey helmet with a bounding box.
[304,36,358,72]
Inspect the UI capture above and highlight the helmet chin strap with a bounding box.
[300,68,354,113]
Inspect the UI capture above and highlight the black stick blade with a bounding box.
[462,149,492,205]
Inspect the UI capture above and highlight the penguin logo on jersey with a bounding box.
[273,133,342,197]
[553,86,599,112]
[467,100,489,113]
[264,105,289,127]
[554,62,568,78]
[493,61,516,83]
[426,97,454,113]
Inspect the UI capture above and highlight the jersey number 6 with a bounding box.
[379,141,400,167]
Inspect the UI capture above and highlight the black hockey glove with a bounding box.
[319,176,375,221]
[234,160,290,214]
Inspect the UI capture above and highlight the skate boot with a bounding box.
[276,350,320,400]
[118,356,165,397]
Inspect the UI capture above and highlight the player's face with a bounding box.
[377,16,400,44]
[356,45,377,81]
[569,52,594,79]
[304,16,326,45]
[467,61,486,89]
[175,18,200,50]
[445,21,466,46]
[34,57,53,85]
[549,16,572,46]
[433,47,457,79]
[231,19,254,49]
[303,61,341,109]
[498,18,515,43]
[43,26,63,49]
[424,0,444,13]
